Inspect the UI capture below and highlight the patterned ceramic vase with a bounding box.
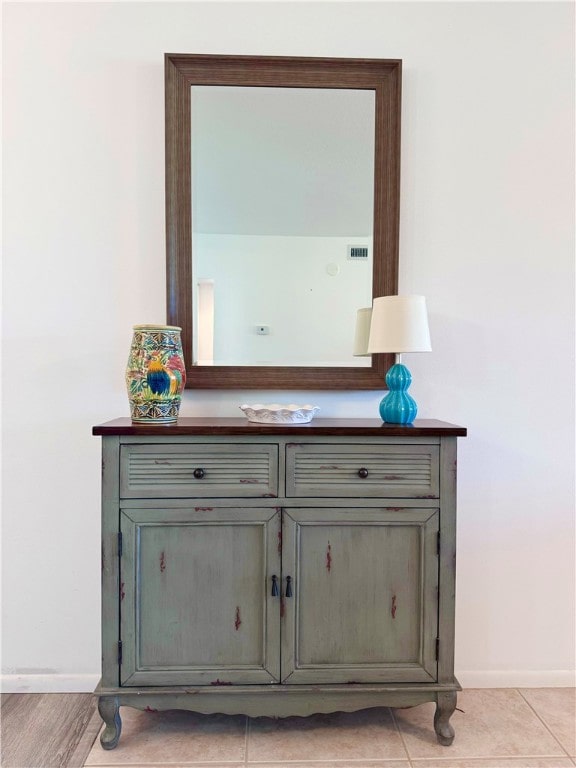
[126,325,186,423]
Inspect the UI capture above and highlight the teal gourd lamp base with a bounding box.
[380,363,418,424]
[357,296,432,426]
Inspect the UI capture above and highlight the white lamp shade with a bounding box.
[367,295,432,354]
[353,307,372,356]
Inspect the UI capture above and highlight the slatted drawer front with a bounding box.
[121,444,278,498]
[286,443,439,498]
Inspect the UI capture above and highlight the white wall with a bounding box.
[191,85,375,236]
[2,1,574,691]
[193,233,373,365]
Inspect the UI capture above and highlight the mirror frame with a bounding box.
[165,53,401,389]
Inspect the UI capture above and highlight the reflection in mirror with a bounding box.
[191,86,375,367]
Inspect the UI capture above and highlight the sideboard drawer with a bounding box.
[120,444,278,498]
[286,443,439,498]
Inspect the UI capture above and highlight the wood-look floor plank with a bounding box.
[67,705,103,768]
[1,693,98,768]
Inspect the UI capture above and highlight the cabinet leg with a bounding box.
[98,696,122,750]
[434,691,457,746]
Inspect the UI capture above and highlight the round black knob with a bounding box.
[358,467,369,479]
[193,468,205,479]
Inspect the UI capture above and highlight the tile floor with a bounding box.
[84,688,575,768]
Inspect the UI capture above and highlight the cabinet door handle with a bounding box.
[357,467,369,479]
[193,468,205,479]
[285,576,293,598]
[271,575,279,597]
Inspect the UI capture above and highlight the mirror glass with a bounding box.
[191,86,375,367]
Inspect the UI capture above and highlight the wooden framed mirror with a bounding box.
[165,54,401,389]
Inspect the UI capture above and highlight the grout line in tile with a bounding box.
[84,763,247,767]
[248,757,410,768]
[245,760,411,765]
[408,756,574,762]
[389,705,414,767]
[517,686,573,758]
[244,715,250,765]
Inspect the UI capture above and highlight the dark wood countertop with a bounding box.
[93,417,467,437]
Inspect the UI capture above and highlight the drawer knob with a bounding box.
[193,468,205,479]
[285,576,293,598]
[358,467,369,479]
[271,575,279,597]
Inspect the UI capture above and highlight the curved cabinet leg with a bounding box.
[434,691,457,746]
[98,695,122,750]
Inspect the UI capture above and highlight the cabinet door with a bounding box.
[120,507,281,686]
[281,508,439,684]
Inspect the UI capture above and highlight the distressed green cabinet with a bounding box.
[93,417,466,749]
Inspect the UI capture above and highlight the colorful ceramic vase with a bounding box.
[126,325,186,423]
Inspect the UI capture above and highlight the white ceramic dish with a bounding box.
[240,403,320,424]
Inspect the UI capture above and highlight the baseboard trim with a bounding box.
[1,674,100,693]
[456,670,576,688]
[2,671,574,693]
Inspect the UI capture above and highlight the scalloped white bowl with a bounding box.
[240,403,320,424]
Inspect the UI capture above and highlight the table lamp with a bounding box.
[353,307,372,357]
[367,295,432,424]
